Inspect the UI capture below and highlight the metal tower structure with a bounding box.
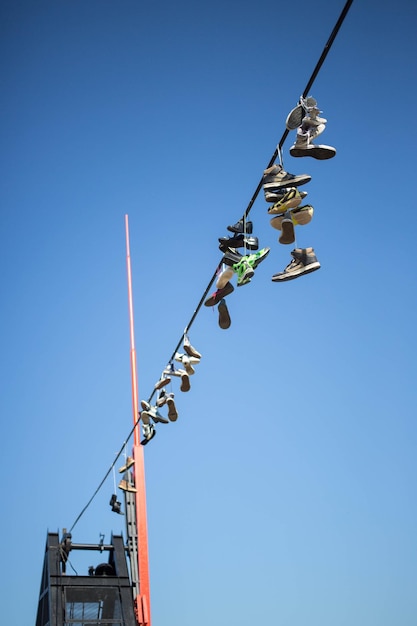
[35,216,151,626]
[35,532,137,626]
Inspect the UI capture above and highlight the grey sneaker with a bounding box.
[263,164,311,190]
[272,247,321,282]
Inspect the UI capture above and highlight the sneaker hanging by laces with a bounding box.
[262,164,311,190]
[166,393,178,421]
[218,298,231,329]
[279,212,295,245]
[141,423,156,445]
[232,258,254,287]
[271,248,320,282]
[244,247,270,270]
[227,218,253,234]
[270,205,314,231]
[267,187,302,214]
[204,282,234,306]
[183,334,202,359]
[216,264,235,290]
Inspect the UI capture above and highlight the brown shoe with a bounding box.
[118,479,137,493]
[118,456,135,473]
[218,299,231,329]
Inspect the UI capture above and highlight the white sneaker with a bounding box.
[174,352,200,375]
[216,265,235,289]
[183,334,202,359]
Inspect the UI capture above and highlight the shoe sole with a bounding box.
[290,145,336,160]
[218,300,231,329]
[204,281,234,306]
[268,195,302,214]
[270,205,313,230]
[263,174,311,189]
[180,374,190,392]
[271,261,321,282]
[154,377,171,390]
[167,399,178,421]
[285,104,305,130]
[183,345,202,359]
[279,220,295,245]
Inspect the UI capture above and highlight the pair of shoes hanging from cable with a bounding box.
[287,95,336,160]
[118,456,137,493]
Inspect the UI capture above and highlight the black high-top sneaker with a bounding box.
[227,218,253,234]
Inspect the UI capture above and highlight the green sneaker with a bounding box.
[244,247,270,269]
[232,258,254,287]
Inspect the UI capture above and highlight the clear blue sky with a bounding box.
[1,1,417,625]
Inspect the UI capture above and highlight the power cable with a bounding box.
[68,0,354,533]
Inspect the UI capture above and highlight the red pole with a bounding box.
[125,214,151,626]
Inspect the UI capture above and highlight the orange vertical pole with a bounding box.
[125,214,151,626]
